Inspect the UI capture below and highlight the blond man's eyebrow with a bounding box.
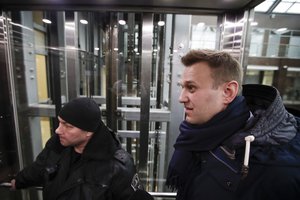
[180,80,196,86]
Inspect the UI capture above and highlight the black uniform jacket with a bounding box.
[15,122,139,200]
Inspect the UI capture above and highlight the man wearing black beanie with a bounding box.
[10,97,153,200]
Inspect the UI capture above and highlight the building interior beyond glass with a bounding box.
[0,0,300,199]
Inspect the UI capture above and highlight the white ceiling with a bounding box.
[255,0,300,14]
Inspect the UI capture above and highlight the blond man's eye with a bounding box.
[187,85,195,92]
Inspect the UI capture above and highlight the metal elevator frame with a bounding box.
[0,7,257,200]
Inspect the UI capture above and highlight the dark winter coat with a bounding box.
[15,122,140,200]
[171,84,300,200]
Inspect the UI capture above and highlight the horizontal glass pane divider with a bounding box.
[27,104,171,122]
[80,95,106,104]
[117,130,166,138]
[117,107,171,122]
[223,31,243,38]
[28,103,56,117]
[89,95,158,106]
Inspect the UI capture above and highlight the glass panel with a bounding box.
[250,27,300,59]
[288,36,300,58]
[244,70,261,84]
[249,28,264,56]
[190,16,217,49]
[267,31,280,57]
[35,54,48,103]
[283,71,300,103]
[32,11,43,26]
[244,69,275,85]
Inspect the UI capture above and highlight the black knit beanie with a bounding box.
[58,97,101,132]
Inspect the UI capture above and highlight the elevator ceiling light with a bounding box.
[42,19,52,24]
[288,67,300,72]
[197,22,205,27]
[275,27,289,34]
[80,19,88,24]
[118,20,126,25]
[276,27,288,32]
[158,21,165,26]
[247,65,279,71]
[250,21,258,26]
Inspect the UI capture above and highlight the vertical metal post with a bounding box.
[65,11,79,101]
[240,9,255,72]
[153,13,166,190]
[106,13,118,131]
[157,13,173,191]
[87,12,95,97]
[117,13,125,133]
[47,12,62,128]
[139,13,153,184]
[126,13,135,154]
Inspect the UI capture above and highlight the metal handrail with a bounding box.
[1,182,176,198]
[0,182,11,188]
[149,192,177,198]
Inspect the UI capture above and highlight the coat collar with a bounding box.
[81,121,119,160]
[225,84,297,149]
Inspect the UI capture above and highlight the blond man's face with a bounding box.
[178,62,228,125]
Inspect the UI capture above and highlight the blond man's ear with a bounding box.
[223,80,239,105]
